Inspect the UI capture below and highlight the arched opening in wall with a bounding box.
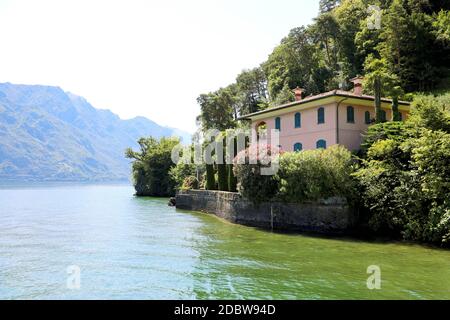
[255,121,267,141]
[294,142,303,152]
[316,139,327,149]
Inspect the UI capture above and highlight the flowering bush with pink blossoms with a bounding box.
[233,144,282,204]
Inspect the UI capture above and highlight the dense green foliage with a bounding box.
[354,93,450,245]
[169,160,204,191]
[233,145,356,204]
[277,146,356,203]
[227,163,237,192]
[125,137,180,196]
[217,163,228,192]
[359,121,409,155]
[196,0,450,130]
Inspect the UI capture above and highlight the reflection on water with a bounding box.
[0,184,449,299]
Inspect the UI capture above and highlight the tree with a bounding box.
[227,163,237,192]
[217,163,228,191]
[227,134,238,192]
[197,0,450,129]
[407,93,450,133]
[355,94,450,246]
[319,0,340,13]
[235,67,268,115]
[216,134,228,191]
[125,137,180,197]
[375,0,448,92]
[263,26,326,103]
[333,0,368,78]
[205,164,216,190]
[433,10,450,45]
[197,90,235,131]
[391,86,404,121]
[312,12,340,71]
[363,55,400,122]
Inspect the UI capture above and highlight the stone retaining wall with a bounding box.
[175,190,356,234]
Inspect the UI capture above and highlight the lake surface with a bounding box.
[0,183,449,300]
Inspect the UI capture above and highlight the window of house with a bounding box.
[316,139,327,149]
[256,122,267,140]
[295,112,301,128]
[294,143,302,152]
[365,111,371,124]
[399,112,403,121]
[347,106,355,123]
[381,110,387,122]
[318,107,325,124]
[275,117,281,131]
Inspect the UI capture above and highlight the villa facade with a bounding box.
[241,77,411,151]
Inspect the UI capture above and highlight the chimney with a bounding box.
[350,76,364,96]
[293,87,305,101]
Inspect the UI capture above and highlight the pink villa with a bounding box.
[241,77,411,152]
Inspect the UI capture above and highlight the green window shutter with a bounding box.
[318,107,325,124]
[295,112,301,128]
[275,117,281,131]
[294,143,302,152]
[347,106,355,123]
[316,139,326,149]
[365,111,371,124]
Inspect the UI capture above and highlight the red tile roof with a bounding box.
[238,89,410,120]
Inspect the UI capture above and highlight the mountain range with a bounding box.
[0,82,191,181]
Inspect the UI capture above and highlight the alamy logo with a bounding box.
[67,265,81,290]
[367,5,382,30]
[171,128,281,175]
[366,265,381,290]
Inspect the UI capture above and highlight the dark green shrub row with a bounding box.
[233,144,356,204]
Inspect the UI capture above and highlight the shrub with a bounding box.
[409,130,450,244]
[354,125,450,245]
[407,93,450,133]
[355,94,450,244]
[360,121,409,156]
[277,145,356,203]
[233,144,281,204]
[170,162,198,189]
[181,176,199,190]
[353,139,414,234]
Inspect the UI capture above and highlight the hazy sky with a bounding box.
[0,0,319,132]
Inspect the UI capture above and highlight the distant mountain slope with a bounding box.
[0,82,191,181]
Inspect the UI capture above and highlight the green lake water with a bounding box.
[0,183,449,299]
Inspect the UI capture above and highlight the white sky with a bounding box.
[0,0,318,133]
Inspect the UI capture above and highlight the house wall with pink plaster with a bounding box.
[252,103,409,152]
[252,103,337,151]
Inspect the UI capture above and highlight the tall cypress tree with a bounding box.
[227,136,238,192]
[374,76,383,123]
[205,164,216,190]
